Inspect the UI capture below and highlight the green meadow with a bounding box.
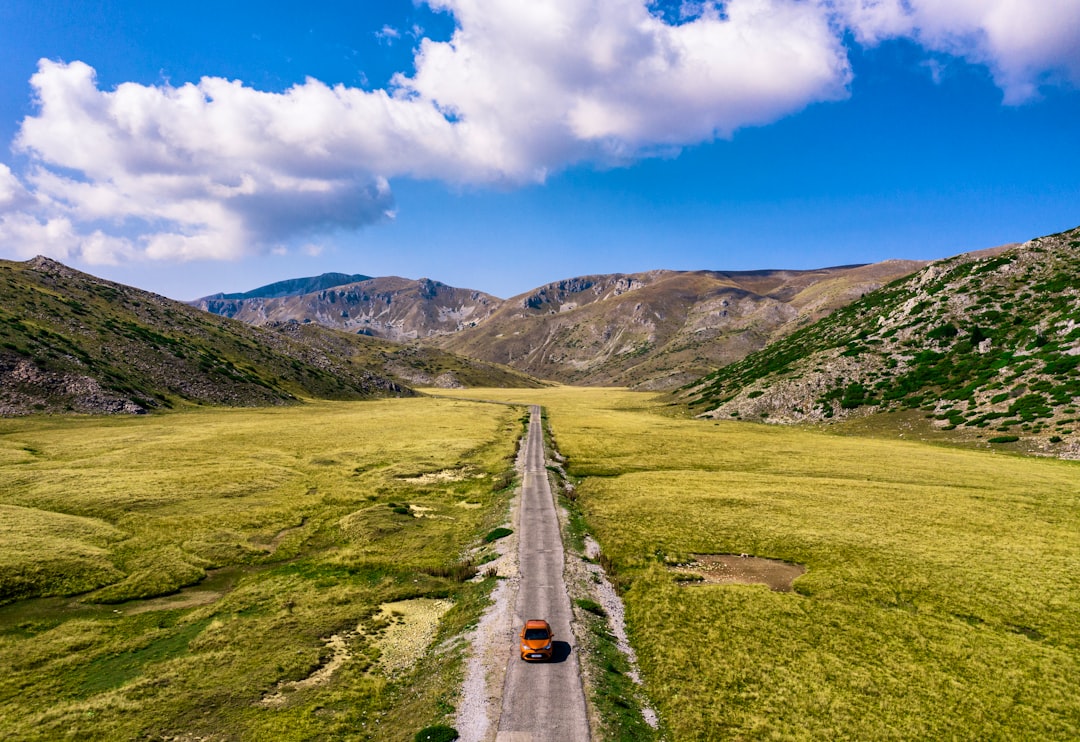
[441,387,1080,740]
[4,386,1078,740]
[0,398,522,740]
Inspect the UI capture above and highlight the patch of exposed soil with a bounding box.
[261,597,452,707]
[672,554,806,592]
[399,468,479,484]
[408,504,438,518]
[370,598,453,677]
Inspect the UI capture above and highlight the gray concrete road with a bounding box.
[495,406,590,742]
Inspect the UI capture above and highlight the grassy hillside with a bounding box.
[0,256,410,414]
[686,226,1080,457]
[264,321,545,391]
[0,257,540,415]
[0,398,523,740]
[440,387,1080,741]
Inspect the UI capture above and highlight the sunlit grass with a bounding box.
[440,387,1080,740]
[0,397,522,740]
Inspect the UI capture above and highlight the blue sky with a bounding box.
[0,1,1078,300]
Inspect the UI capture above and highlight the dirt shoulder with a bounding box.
[454,432,524,741]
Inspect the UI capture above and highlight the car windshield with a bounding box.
[524,628,550,640]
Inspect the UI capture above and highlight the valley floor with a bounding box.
[2,389,1078,740]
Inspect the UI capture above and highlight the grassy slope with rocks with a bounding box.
[0,257,541,416]
[264,321,545,390]
[685,226,1080,457]
[0,256,410,415]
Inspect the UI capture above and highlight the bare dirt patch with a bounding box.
[408,504,443,519]
[260,597,451,707]
[398,468,479,484]
[371,598,453,677]
[671,554,806,592]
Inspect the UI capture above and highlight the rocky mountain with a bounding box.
[198,261,926,389]
[0,257,539,416]
[195,276,501,341]
[684,226,1080,457]
[202,271,372,301]
[432,262,927,388]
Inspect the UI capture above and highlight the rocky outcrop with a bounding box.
[687,226,1080,457]
[0,357,146,416]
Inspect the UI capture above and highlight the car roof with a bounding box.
[524,619,550,628]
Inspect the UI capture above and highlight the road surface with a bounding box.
[495,406,590,742]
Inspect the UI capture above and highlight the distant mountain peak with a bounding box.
[194,275,502,342]
[203,272,373,301]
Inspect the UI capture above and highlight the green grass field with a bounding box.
[0,398,523,740]
[440,387,1080,740]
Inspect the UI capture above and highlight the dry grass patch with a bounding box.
[671,554,805,591]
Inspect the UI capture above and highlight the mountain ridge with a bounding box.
[195,276,501,341]
[197,260,927,388]
[432,261,928,388]
[202,271,373,301]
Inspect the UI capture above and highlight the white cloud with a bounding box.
[833,0,1080,103]
[2,0,1078,265]
[407,0,850,170]
[0,164,33,211]
[376,25,402,43]
[0,212,76,261]
[14,60,406,263]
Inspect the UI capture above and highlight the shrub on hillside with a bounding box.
[484,527,513,543]
[414,725,459,742]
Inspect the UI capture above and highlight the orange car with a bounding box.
[519,619,554,661]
